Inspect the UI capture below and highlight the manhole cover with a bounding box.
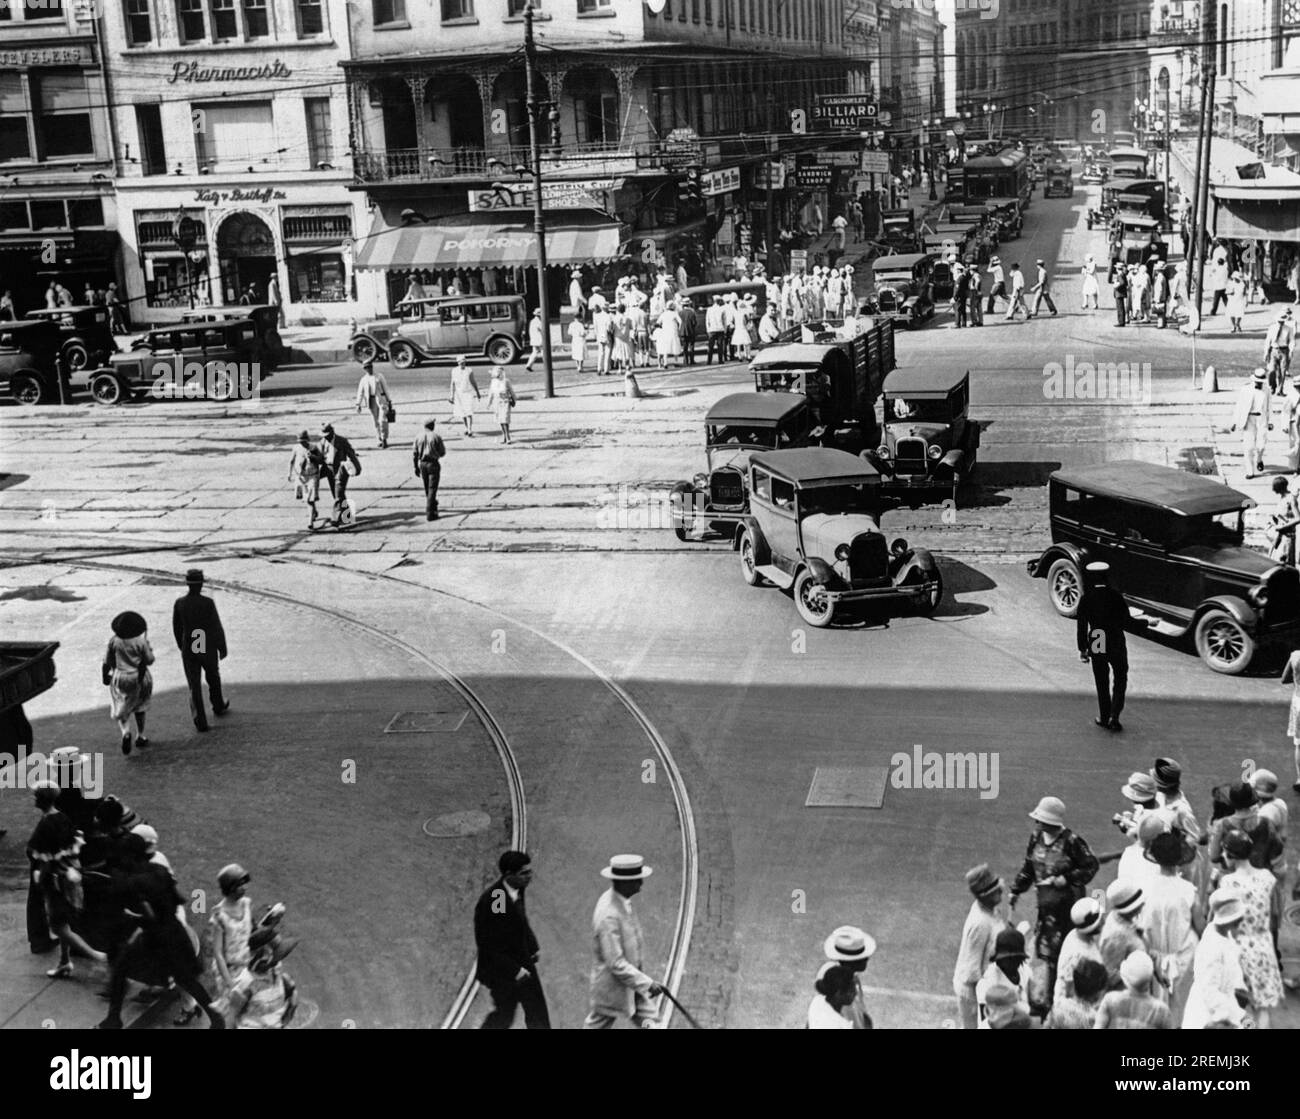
[805,766,888,809]
[385,711,468,733]
[423,810,492,837]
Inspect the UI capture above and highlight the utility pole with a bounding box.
[1192,7,1216,318]
[765,87,775,273]
[523,3,554,398]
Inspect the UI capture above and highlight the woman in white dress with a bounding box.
[448,355,481,437]
[1139,828,1202,1026]
[654,302,684,369]
[1183,890,1247,1029]
[1226,271,1247,333]
[611,307,634,374]
[103,611,154,756]
[567,316,587,373]
[1280,648,1300,793]
[487,366,516,444]
[731,296,754,361]
[1080,254,1100,310]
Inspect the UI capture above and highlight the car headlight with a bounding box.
[1247,585,1268,609]
[693,473,708,488]
[927,445,943,460]
[877,445,891,459]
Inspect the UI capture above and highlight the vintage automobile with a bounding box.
[88,318,270,404]
[750,323,894,450]
[26,306,117,372]
[1110,213,1167,267]
[180,305,284,369]
[1108,146,1149,181]
[0,320,66,405]
[670,392,813,541]
[383,294,528,368]
[1028,461,1300,674]
[1044,162,1074,198]
[1088,179,1167,229]
[734,448,944,627]
[863,254,936,328]
[929,257,956,302]
[868,369,979,503]
[880,209,919,253]
[349,313,406,363]
[1080,163,1107,185]
[984,199,1022,239]
[0,640,59,750]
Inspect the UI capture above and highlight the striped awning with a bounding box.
[355,213,625,272]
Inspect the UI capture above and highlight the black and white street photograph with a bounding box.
[2,0,1300,1085]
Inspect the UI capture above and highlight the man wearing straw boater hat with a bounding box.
[584,854,663,1028]
[823,924,877,1028]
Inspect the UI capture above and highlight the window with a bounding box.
[193,101,275,170]
[0,202,26,228]
[576,0,609,10]
[288,255,347,302]
[210,0,237,38]
[506,0,529,13]
[135,104,166,175]
[295,0,323,34]
[30,200,66,228]
[33,71,93,160]
[752,469,771,502]
[704,0,711,23]
[125,0,152,44]
[24,0,64,17]
[177,0,205,41]
[691,0,698,19]
[304,97,333,167]
[738,0,745,27]
[68,198,104,227]
[770,478,794,508]
[0,74,29,163]
[374,0,405,21]
[442,0,474,17]
[574,90,617,144]
[243,0,269,36]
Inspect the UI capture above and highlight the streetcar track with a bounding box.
[0,541,701,1030]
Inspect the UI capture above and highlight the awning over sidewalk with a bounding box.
[1212,197,1300,242]
[354,209,625,272]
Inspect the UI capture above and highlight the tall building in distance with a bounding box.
[0,0,117,314]
[99,0,378,325]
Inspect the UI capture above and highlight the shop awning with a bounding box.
[1212,197,1300,242]
[1171,136,1300,203]
[354,211,625,272]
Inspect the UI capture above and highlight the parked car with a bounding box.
[88,318,268,404]
[1027,460,1300,674]
[1044,163,1074,198]
[1110,213,1167,266]
[383,294,527,369]
[735,448,944,627]
[180,305,284,369]
[880,209,919,253]
[26,306,116,372]
[863,254,936,328]
[985,200,1022,239]
[868,369,980,503]
[1081,163,1107,185]
[671,393,814,541]
[0,320,66,405]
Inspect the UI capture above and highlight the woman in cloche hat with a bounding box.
[103,610,154,756]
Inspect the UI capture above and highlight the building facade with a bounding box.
[0,0,117,315]
[100,0,381,325]
[344,0,866,313]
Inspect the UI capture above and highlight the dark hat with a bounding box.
[1221,828,1254,860]
[1072,958,1109,1000]
[321,423,335,435]
[498,849,531,876]
[184,568,204,585]
[965,863,1002,898]
[1145,828,1198,868]
[111,611,147,639]
[96,796,126,826]
[1151,757,1182,791]
[298,429,311,441]
[423,417,438,430]
[991,928,1027,963]
[1227,781,1257,810]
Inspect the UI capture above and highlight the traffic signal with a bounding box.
[678,167,703,204]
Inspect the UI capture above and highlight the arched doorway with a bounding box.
[216,212,277,304]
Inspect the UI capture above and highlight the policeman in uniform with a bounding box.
[1077,561,1144,732]
[411,418,446,522]
[1231,367,1272,478]
[172,568,228,733]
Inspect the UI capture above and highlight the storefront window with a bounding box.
[288,254,347,302]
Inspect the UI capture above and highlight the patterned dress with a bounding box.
[1221,865,1283,1009]
[209,896,252,992]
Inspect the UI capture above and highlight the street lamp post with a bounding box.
[522,3,555,398]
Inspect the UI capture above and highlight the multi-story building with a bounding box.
[0,0,117,314]
[99,0,380,325]
[1260,0,1300,171]
[343,0,866,311]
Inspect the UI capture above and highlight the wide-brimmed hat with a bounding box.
[1070,897,1104,935]
[1106,880,1144,916]
[601,853,653,880]
[111,611,147,639]
[1209,887,1244,926]
[184,568,205,585]
[1228,781,1257,810]
[1121,772,1156,802]
[965,863,1003,898]
[991,928,1027,963]
[1028,796,1065,827]
[823,924,876,962]
[1145,828,1198,868]
[1250,768,1279,794]
[1151,757,1182,791]
[1253,368,1268,383]
[1120,950,1154,990]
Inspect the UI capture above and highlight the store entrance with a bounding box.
[216,212,277,304]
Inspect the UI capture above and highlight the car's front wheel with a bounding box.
[739,530,764,586]
[388,340,418,369]
[1046,557,1083,618]
[487,337,519,366]
[351,337,378,364]
[794,568,835,628]
[912,569,944,616]
[1194,610,1255,675]
[90,373,124,405]
[10,374,43,405]
[64,341,90,371]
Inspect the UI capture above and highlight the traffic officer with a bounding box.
[172,568,228,733]
[411,417,446,522]
[1077,561,1144,732]
[1231,367,1272,479]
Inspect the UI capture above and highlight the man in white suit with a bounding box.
[584,854,664,1028]
[1231,367,1272,478]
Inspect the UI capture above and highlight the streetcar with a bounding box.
[960,148,1032,211]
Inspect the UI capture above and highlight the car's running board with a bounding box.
[1129,610,1187,639]
[755,565,795,590]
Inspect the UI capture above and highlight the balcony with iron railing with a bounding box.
[354,139,655,182]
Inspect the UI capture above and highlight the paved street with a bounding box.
[3,185,1299,1031]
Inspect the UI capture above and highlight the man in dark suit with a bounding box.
[473,849,550,1029]
[172,568,228,733]
[1077,561,1145,733]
